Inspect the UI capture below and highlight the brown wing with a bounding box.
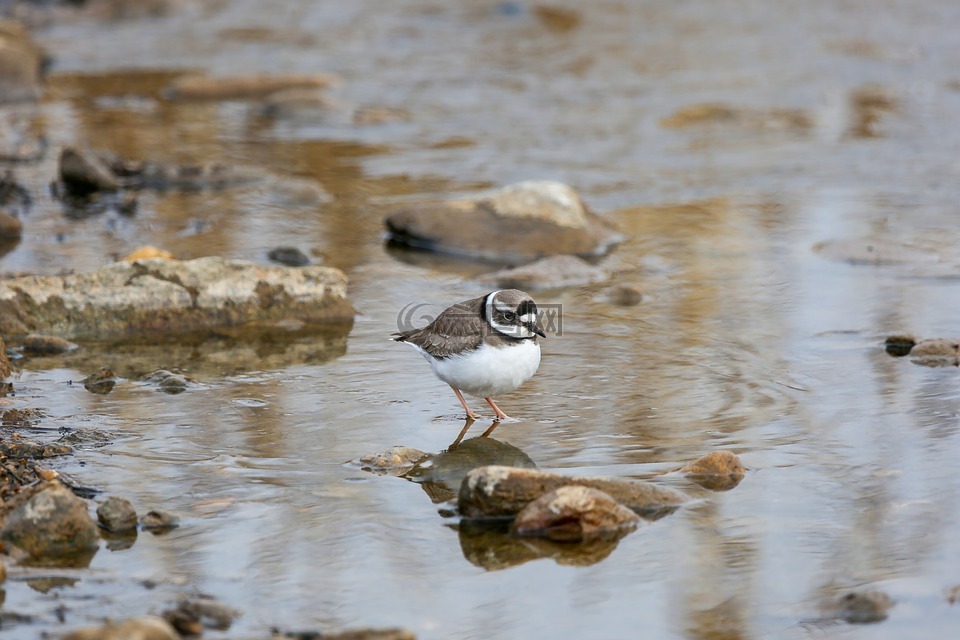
[393,295,487,358]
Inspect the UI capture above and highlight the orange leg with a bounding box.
[485,397,508,421]
[452,387,481,420]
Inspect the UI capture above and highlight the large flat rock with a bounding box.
[0,257,353,339]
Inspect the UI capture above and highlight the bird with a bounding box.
[393,289,545,421]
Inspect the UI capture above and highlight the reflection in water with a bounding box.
[456,518,630,571]
[403,433,537,504]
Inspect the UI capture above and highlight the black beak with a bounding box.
[528,323,546,338]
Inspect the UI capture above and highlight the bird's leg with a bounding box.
[452,387,481,420]
[484,397,508,421]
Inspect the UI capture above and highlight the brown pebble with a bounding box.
[512,485,640,542]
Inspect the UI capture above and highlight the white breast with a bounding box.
[426,340,541,398]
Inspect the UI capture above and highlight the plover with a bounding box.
[393,289,545,421]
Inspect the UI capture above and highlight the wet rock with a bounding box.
[106,156,262,191]
[0,436,72,459]
[165,73,340,101]
[909,338,960,367]
[82,367,118,394]
[20,333,78,355]
[661,102,812,133]
[0,407,42,426]
[0,481,99,562]
[385,180,622,263]
[140,509,180,532]
[824,590,894,624]
[96,496,137,533]
[0,19,45,103]
[847,85,899,138]
[61,616,179,640]
[271,629,416,640]
[512,485,640,542]
[0,208,22,239]
[479,255,609,290]
[0,256,353,339]
[459,465,687,520]
[680,450,746,491]
[123,246,174,262]
[162,594,239,634]
[884,333,919,357]
[140,369,190,394]
[269,246,311,267]
[359,446,428,475]
[604,284,643,306]
[58,147,121,195]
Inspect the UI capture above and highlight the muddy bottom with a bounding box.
[2,1,960,638]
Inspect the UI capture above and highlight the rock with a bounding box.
[605,285,643,306]
[459,465,687,520]
[680,450,746,491]
[909,338,960,367]
[61,616,179,640]
[123,246,174,261]
[884,333,919,357]
[359,446,428,475]
[479,255,609,290]
[82,367,117,394]
[385,180,622,263]
[0,407,43,426]
[96,496,138,533]
[661,103,812,133]
[0,256,353,339]
[20,333,78,355]
[165,73,340,101]
[825,590,894,624]
[511,485,640,542]
[140,369,190,394]
[0,558,6,583]
[0,481,99,562]
[0,436,72,459]
[140,509,180,532]
[58,147,121,195]
[0,335,12,379]
[162,594,239,634]
[0,19,45,103]
[0,208,22,239]
[107,157,262,191]
[268,246,311,267]
[533,5,582,32]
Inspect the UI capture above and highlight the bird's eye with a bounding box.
[504,311,516,322]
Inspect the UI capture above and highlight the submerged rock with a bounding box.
[96,496,138,533]
[459,465,687,520]
[58,147,121,195]
[20,333,78,355]
[479,255,609,290]
[61,616,179,640]
[512,486,640,542]
[823,590,895,624]
[680,450,746,491]
[661,102,812,133]
[604,284,643,307]
[884,333,919,357]
[0,256,353,339]
[0,208,22,239]
[82,367,118,394]
[847,85,899,138]
[140,369,191,394]
[0,481,99,562]
[359,446,428,475]
[268,246,311,267]
[163,594,240,634]
[165,73,340,101]
[140,509,180,532]
[385,180,622,263]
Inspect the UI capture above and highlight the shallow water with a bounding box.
[3,1,960,638]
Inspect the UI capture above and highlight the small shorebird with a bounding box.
[393,289,545,421]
